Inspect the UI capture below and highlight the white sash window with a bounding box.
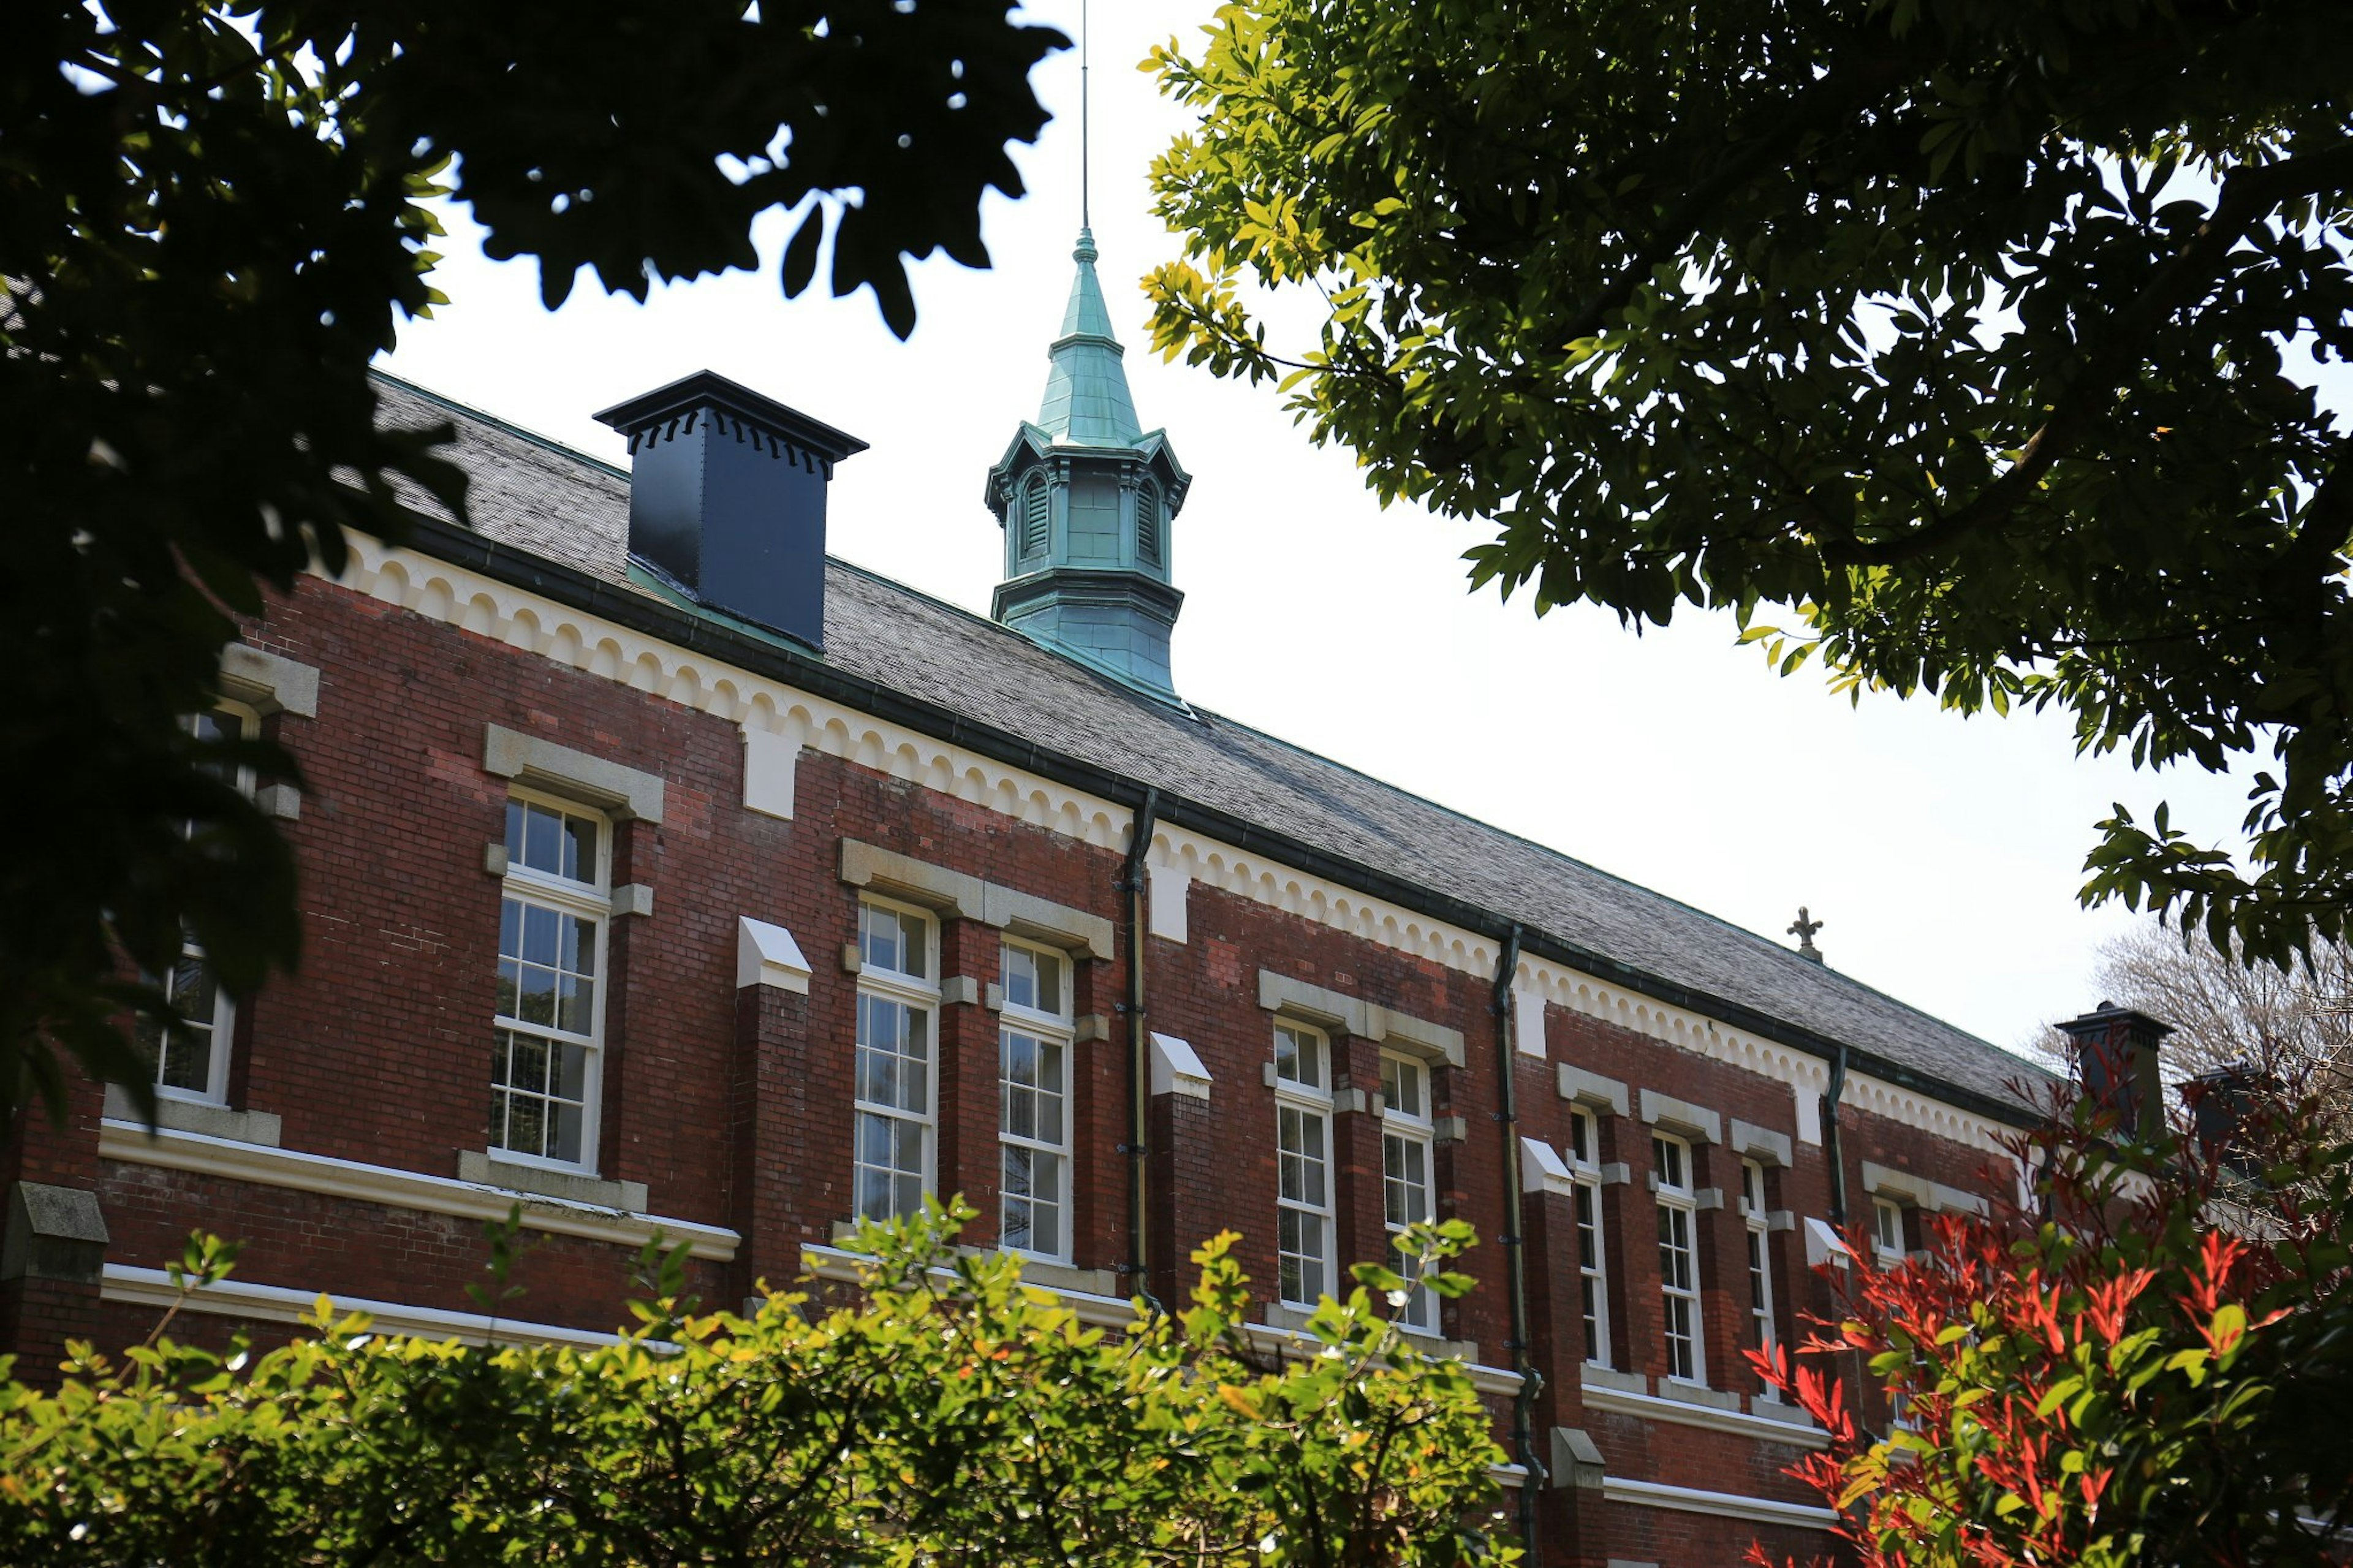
[490,791,610,1169]
[1567,1105,1612,1366]
[1273,1020,1333,1308]
[1653,1132,1705,1385]
[998,938,1072,1261]
[1379,1052,1436,1332]
[853,897,937,1222]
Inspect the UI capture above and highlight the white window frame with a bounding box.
[1273,1019,1335,1309]
[1567,1105,1612,1367]
[998,936,1075,1263]
[852,895,939,1224]
[1378,1051,1437,1333]
[491,787,613,1173]
[1872,1195,1908,1263]
[1654,1132,1705,1386]
[1742,1159,1776,1374]
[145,702,259,1105]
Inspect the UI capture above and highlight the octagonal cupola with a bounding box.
[985,227,1191,702]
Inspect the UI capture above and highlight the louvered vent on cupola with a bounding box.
[1021,472,1051,560]
[1137,479,1164,567]
[593,371,867,651]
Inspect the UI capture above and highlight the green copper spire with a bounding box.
[985,229,1192,703]
[1035,229,1143,449]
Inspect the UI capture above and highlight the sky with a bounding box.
[374,1,2285,1057]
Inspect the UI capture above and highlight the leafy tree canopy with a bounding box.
[0,1206,1515,1566]
[1144,0,2353,967]
[1,2,1063,1126]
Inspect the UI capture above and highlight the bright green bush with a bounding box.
[0,1204,1515,1566]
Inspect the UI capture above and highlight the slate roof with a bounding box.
[377,374,2052,1117]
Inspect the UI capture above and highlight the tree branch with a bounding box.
[1538,48,1917,350]
[1826,138,2353,568]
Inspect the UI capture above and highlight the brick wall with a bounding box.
[0,567,2031,1567]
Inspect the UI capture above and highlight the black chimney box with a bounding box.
[594,371,868,651]
[2055,1000,2173,1141]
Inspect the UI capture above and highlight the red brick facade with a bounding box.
[2,551,2027,1568]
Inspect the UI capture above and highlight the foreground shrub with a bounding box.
[0,1204,1514,1566]
[1754,1089,2353,1567]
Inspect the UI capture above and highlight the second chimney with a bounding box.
[594,371,868,651]
[2055,999,2173,1141]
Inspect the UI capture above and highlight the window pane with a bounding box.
[525,803,560,874]
[507,1095,548,1157]
[506,800,526,863]
[556,1042,588,1100]
[523,903,559,965]
[560,912,593,977]
[517,963,556,1026]
[1275,1025,1320,1087]
[557,974,594,1034]
[550,1101,583,1164]
[563,814,597,882]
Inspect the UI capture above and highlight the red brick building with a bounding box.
[2,235,2052,1566]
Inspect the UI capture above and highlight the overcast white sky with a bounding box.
[375,1,2289,1056]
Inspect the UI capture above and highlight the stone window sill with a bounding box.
[103,1085,281,1148]
[457,1149,648,1214]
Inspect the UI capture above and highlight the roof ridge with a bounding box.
[369,368,631,481]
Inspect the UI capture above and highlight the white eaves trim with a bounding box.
[1580,1379,1828,1450]
[1602,1475,1840,1530]
[98,1119,740,1261]
[101,1263,639,1349]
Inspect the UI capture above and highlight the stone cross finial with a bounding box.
[1787,906,1824,963]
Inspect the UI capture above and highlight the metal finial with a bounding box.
[1787,906,1824,963]
[1080,0,1090,230]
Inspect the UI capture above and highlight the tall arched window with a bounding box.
[1137,479,1163,567]
[1020,472,1051,560]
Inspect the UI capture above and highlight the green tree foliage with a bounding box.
[0,2,1064,1127]
[1142,1,2353,967]
[0,1206,1515,1566]
[1754,1083,2353,1566]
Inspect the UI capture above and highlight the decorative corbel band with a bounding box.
[219,642,320,718]
[483,724,665,822]
[1253,969,1467,1069]
[839,839,1115,959]
[1637,1088,1722,1143]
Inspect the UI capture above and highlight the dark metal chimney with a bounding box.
[594,371,868,651]
[2055,999,2173,1140]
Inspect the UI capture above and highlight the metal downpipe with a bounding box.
[1492,924,1544,1561]
[1824,1043,1850,1227]
[1121,788,1162,1309]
